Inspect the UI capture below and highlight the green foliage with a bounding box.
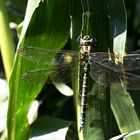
[3,0,140,140]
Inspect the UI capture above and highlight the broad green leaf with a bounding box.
[7,0,70,140]
[109,0,140,139]
[29,116,73,140]
[70,0,110,139]
[71,0,140,140]
[71,0,112,139]
[111,84,140,140]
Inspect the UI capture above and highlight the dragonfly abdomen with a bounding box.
[80,62,89,131]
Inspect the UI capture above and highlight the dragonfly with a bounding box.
[18,35,140,132]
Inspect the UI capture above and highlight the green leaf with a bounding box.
[30,116,73,140]
[71,0,140,140]
[111,84,140,140]
[109,0,140,139]
[71,0,112,139]
[17,0,42,47]
[7,0,70,140]
[70,0,82,139]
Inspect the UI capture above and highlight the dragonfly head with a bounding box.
[80,35,97,47]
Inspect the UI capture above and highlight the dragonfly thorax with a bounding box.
[80,35,97,61]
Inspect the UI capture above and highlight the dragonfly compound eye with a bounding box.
[80,35,97,46]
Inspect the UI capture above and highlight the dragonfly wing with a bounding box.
[90,62,140,90]
[89,52,140,71]
[123,54,140,70]
[50,63,78,83]
[119,71,140,90]
[21,62,78,84]
[18,47,55,65]
[90,62,119,87]
[18,46,79,66]
[21,68,51,83]
[89,52,122,72]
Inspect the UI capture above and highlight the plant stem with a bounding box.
[0,0,15,80]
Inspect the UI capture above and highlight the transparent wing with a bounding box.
[21,68,50,83]
[21,63,78,84]
[89,52,140,71]
[18,47,79,84]
[18,46,79,66]
[90,62,140,90]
